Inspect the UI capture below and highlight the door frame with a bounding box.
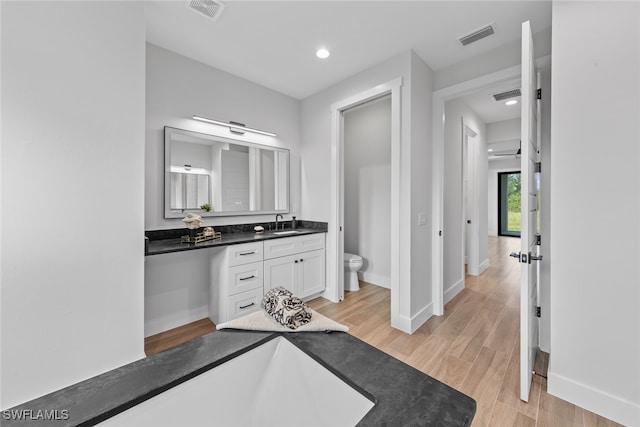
[432,64,521,314]
[328,78,403,325]
[463,123,480,276]
[497,170,522,237]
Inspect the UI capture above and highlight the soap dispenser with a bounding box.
[291,216,297,229]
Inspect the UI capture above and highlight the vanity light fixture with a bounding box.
[505,99,518,106]
[192,115,276,137]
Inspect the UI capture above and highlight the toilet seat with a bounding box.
[344,253,362,264]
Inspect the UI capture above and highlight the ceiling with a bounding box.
[145,1,552,101]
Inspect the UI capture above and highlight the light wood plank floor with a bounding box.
[145,236,622,427]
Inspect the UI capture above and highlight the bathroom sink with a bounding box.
[272,230,301,235]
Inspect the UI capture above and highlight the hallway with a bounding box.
[308,236,621,427]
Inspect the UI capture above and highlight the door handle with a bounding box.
[510,252,527,263]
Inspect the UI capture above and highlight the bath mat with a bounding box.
[216,308,349,332]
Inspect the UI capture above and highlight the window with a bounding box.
[498,171,521,237]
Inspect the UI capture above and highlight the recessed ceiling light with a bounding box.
[505,99,518,106]
[316,48,330,59]
[488,148,494,152]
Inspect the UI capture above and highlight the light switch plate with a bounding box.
[417,212,427,226]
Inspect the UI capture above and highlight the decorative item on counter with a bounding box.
[291,216,297,229]
[180,214,221,244]
[254,225,265,234]
[181,213,203,229]
[200,203,212,212]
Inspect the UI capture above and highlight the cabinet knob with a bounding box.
[294,260,298,263]
[300,259,304,262]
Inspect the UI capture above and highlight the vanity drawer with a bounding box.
[228,261,264,295]
[227,288,263,320]
[227,242,264,267]
[263,233,325,259]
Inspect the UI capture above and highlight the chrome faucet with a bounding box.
[275,214,283,230]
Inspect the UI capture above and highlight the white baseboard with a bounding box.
[359,271,390,289]
[144,305,209,337]
[444,279,465,305]
[548,371,640,426]
[391,302,434,334]
[478,258,490,275]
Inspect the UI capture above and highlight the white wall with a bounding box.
[344,96,391,288]
[300,50,434,332]
[409,54,434,317]
[487,119,521,237]
[443,99,488,297]
[144,44,301,335]
[146,43,301,231]
[487,118,521,145]
[434,28,552,91]
[549,2,640,425]
[1,2,146,408]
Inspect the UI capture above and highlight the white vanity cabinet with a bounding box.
[209,233,326,324]
[263,233,325,299]
[209,241,264,324]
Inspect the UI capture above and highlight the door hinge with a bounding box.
[439,230,442,236]
[537,88,542,100]
[536,306,541,318]
[536,234,541,246]
[535,162,541,173]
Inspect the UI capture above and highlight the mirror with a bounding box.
[164,126,289,218]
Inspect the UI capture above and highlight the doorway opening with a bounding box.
[329,78,405,331]
[498,171,522,237]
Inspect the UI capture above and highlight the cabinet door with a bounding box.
[298,249,325,299]
[264,254,298,294]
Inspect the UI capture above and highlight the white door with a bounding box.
[519,20,542,402]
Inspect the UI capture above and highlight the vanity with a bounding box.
[146,226,327,326]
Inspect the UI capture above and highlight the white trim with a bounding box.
[444,278,465,305]
[328,78,403,328]
[463,123,480,277]
[359,272,390,289]
[144,306,209,338]
[478,258,490,275]
[432,64,521,316]
[393,303,434,334]
[548,371,640,427]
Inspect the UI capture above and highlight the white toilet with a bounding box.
[343,253,363,292]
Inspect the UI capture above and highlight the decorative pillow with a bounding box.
[261,287,312,329]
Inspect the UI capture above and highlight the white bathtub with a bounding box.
[100,336,374,426]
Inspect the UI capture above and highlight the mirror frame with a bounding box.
[164,126,290,219]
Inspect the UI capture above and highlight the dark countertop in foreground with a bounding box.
[3,331,475,427]
[146,228,325,256]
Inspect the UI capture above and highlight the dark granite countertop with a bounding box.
[145,220,327,256]
[3,331,475,427]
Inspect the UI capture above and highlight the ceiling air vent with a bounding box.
[493,89,521,101]
[458,23,496,46]
[186,0,225,22]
